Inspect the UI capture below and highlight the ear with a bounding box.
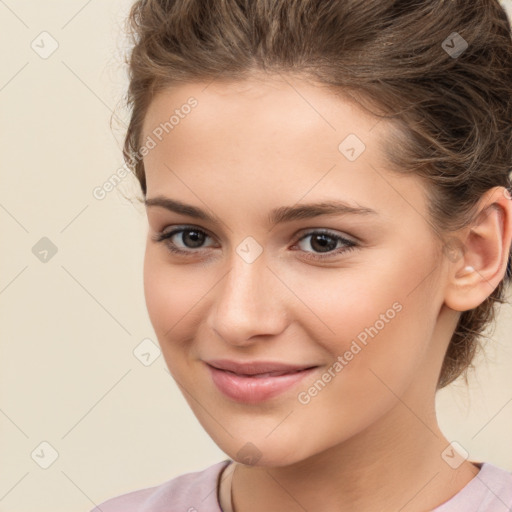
[443,186,512,312]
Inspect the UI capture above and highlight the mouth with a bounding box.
[205,361,319,403]
[205,359,318,376]
[219,368,315,378]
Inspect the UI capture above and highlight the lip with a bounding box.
[205,360,319,404]
[206,359,317,375]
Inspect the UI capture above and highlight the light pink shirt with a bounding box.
[90,459,512,511]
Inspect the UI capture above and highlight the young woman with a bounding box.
[92,0,512,510]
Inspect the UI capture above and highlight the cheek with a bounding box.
[143,248,174,334]
[282,257,439,452]
[289,244,439,390]
[142,246,204,356]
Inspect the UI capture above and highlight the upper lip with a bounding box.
[205,359,318,376]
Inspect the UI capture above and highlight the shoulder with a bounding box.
[433,461,512,511]
[89,459,232,512]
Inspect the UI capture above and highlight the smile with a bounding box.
[206,363,318,404]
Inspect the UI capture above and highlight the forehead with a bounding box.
[140,76,428,225]
[142,76,385,183]
[142,75,381,145]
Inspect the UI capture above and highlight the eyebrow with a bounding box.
[144,196,378,226]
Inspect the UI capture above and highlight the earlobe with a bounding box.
[443,186,512,312]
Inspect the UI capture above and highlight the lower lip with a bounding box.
[206,364,318,404]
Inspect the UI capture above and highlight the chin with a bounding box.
[217,435,311,468]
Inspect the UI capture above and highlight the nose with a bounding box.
[207,248,288,347]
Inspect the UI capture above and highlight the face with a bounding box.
[141,74,453,467]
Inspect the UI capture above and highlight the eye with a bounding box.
[151,225,358,261]
[292,230,358,261]
[151,226,217,257]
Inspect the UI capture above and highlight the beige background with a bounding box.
[1,1,512,511]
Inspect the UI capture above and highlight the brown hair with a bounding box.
[120,0,512,389]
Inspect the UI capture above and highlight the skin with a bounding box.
[140,73,512,512]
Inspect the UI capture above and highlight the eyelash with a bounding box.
[151,225,358,261]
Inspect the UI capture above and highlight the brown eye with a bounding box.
[174,229,207,248]
[305,233,339,253]
[152,226,217,257]
[294,230,357,260]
